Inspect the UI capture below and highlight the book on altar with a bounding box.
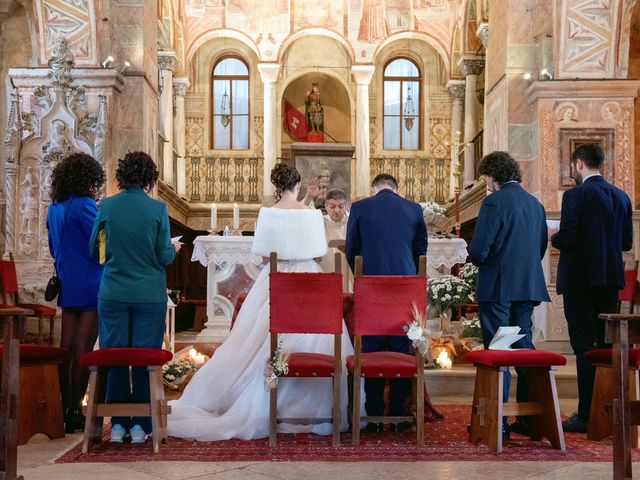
[488,326,526,350]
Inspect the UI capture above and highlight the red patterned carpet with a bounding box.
[57,405,638,463]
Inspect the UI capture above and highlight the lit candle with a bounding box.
[210,203,217,232]
[188,348,197,362]
[436,351,452,369]
[233,203,240,230]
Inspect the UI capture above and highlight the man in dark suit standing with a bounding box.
[551,144,633,433]
[346,173,428,431]
[469,151,550,437]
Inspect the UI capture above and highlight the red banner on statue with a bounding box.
[283,101,307,141]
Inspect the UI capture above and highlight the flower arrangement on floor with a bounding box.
[264,342,291,391]
[402,302,433,363]
[162,358,196,391]
[457,263,478,293]
[427,274,473,316]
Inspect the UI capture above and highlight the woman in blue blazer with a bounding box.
[46,152,105,434]
[89,151,179,444]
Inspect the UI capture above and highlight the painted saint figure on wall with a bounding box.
[305,83,323,133]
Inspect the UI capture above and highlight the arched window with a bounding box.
[383,58,421,150]
[212,57,249,150]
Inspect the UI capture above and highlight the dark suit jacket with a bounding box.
[469,182,550,303]
[551,175,633,294]
[346,189,427,275]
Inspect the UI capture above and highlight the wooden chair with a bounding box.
[347,255,427,446]
[80,348,173,453]
[466,349,567,453]
[587,263,640,445]
[0,256,57,345]
[268,252,343,446]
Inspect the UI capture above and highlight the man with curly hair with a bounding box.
[469,151,550,438]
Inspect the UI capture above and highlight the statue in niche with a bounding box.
[20,166,38,235]
[304,83,324,133]
[42,119,72,157]
[47,35,75,90]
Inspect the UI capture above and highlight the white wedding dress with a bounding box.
[168,207,360,441]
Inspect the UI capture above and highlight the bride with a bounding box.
[168,164,360,441]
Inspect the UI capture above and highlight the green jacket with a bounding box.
[89,188,176,303]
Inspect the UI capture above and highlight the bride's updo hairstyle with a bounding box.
[271,163,301,200]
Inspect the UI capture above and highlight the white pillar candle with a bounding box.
[210,203,217,231]
[233,203,240,230]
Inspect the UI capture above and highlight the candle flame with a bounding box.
[436,350,452,369]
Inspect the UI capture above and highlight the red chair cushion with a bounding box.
[0,345,67,364]
[230,293,248,331]
[585,348,640,367]
[282,352,336,377]
[80,348,172,367]
[465,349,567,368]
[346,351,418,378]
[619,269,638,302]
[19,303,57,316]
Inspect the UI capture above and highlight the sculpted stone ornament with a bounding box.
[4,90,22,164]
[42,119,72,157]
[47,35,75,91]
[19,166,38,235]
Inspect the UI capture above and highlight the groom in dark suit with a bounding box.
[469,151,550,437]
[346,173,428,431]
[551,143,633,433]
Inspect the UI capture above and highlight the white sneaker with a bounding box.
[110,424,126,443]
[130,424,148,444]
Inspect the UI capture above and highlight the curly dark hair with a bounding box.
[270,163,301,200]
[478,151,522,186]
[49,152,105,202]
[115,151,159,190]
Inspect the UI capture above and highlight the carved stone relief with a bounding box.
[186,117,205,156]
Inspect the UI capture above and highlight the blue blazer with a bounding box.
[47,196,104,308]
[89,188,176,304]
[551,175,633,294]
[469,182,550,303]
[346,189,428,275]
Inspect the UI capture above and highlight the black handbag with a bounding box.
[45,198,73,302]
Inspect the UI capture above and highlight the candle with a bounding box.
[233,203,240,230]
[436,350,452,369]
[210,203,217,231]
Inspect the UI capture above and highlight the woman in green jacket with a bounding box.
[90,151,180,444]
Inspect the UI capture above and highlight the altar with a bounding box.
[191,235,468,343]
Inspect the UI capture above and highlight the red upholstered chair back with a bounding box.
[619,267,638,303]
[353,276,427,336]
[269,272,343,334]
[0,259,19,295]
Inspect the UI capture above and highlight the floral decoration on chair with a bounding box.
[264,342,291,391]
[402,302,434,363]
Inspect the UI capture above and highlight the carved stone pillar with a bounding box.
[351,65,375,199]
[476,23,489,50]
[158,51,178,187]
[446,80,465,199]
[458,55,484,186]
[173,77,190,198]
[257,63,281,200]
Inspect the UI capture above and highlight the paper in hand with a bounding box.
[489,326,526,350]
[171,235,183,244]
[546,220,560,229]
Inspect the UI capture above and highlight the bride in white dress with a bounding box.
[168,164,359,441]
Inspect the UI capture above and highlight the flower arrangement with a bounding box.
[420,201,446,218]
[457,263,479,292]
[402,302,433,362]
[264,342,291,391]
[461,316,482,339]
[162,358,196,391]
[427,275,473,314]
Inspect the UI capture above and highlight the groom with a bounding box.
[346,173,428,432]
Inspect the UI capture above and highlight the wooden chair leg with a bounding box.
[527,367,565,451]
[588,365,613,442]
[154,367,169,444]
[332,374,340,447]
[416,371,425,446]
[352,373,361,446]
[469,366,503,453]
[82,368,101,454]
[36,317,43,345]
[269,386,277,447]
[148,367,162,454]
[48,315,55,346]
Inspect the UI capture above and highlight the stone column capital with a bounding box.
[158,51,179,72]
[446,80,466,99]
[458,55,484,76]
[476,22,489,49]
[257,63,281,84]
[173,77,191,96]
[351,65,375,85]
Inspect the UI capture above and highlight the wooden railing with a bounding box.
[186,156,263,203]
[370,156,449,203]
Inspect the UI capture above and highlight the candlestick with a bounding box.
[210,203,217,232]
[233,203,240,230]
